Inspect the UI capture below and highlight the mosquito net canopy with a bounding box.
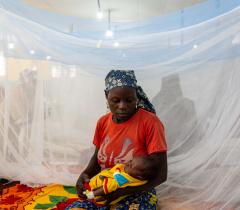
[0,0,240,209]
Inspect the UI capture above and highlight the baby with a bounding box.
[84,156,157,205]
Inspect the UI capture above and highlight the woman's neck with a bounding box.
[112,108,138,123]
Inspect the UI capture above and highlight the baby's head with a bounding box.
[124,156,157,180]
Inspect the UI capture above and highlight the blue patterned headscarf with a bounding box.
[105,70,156,114]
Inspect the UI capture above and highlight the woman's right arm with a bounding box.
[76,147,101,198]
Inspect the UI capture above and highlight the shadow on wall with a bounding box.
[0,69,38,161]
[152,74,201,155]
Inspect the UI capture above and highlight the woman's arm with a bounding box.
[96,152,167,205]
[76,147,101,198]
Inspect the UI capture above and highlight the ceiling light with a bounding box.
[105,30,113,37]
[30,50,35,55]
[113,41,119,47]
[193,44,198,49]
[46,55,51,60]
[105,9,113,37]
[97,11,103,19]
[96,0,103,19]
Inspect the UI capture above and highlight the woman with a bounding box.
[68,70,167,209]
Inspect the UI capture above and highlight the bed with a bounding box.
[1,181,238,210]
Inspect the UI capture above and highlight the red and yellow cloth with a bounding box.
[90,164,147,194]
[87,163,147,205]
[0,183,79,210]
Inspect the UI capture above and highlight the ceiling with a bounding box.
[23,0,207,22]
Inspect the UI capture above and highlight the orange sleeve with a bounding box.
[93,119,102,148]
[145,117,167,154]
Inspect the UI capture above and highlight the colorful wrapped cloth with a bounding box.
[0,183,79,210]
[65,188,157,210]
[86,163,147,205]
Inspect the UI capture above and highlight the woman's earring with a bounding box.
[136,102,138,109]
[106,102,109,109]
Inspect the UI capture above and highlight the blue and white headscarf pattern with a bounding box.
[105,70,156,114]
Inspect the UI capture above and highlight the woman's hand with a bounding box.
[75,147,101,198]
[76,173,90,198]
[95,188,125,205]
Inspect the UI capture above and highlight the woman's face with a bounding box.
[106,87,138,123]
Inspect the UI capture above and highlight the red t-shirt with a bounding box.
[93,108,167,169]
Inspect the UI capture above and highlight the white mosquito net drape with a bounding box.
[0,0,240,209]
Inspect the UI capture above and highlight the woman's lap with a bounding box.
[65,189,157,210]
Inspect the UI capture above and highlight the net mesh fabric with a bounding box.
[0,1,240,209]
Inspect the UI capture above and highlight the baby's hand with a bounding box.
[83,190,95,199]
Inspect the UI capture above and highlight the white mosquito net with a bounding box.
[0,1,240,209]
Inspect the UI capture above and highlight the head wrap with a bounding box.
[105,70,156,114]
